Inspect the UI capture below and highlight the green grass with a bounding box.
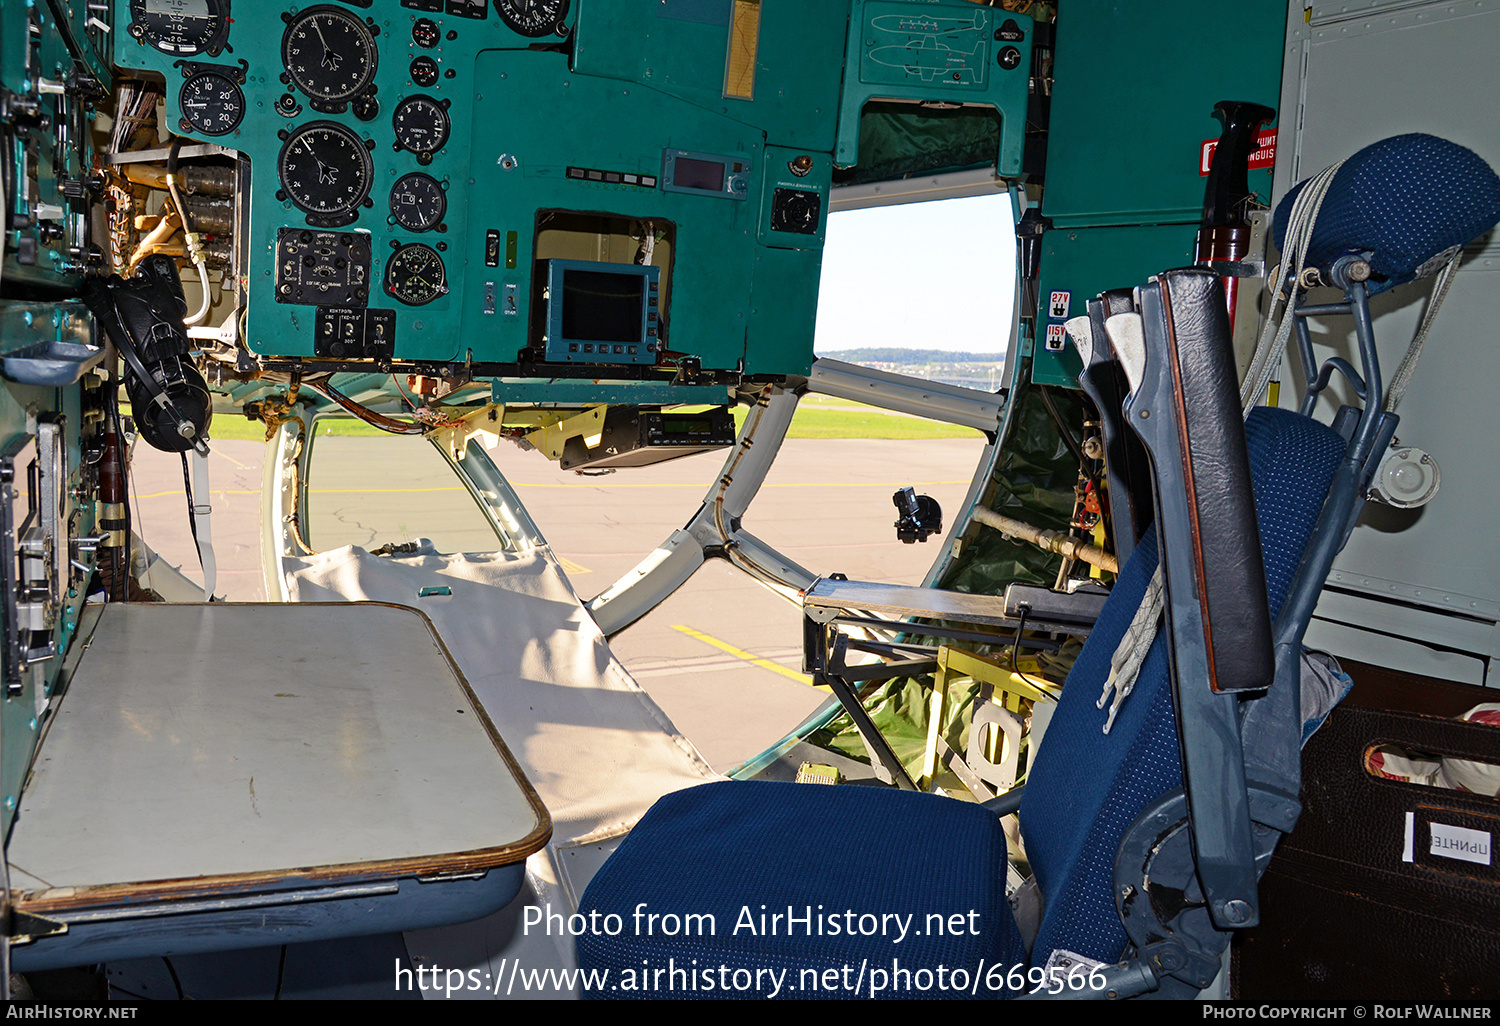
[204,393,981,443]
[202,416,394,441]
[779,395,981,440]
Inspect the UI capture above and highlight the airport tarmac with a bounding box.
[128,432,989,770]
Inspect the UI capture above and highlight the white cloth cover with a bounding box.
[284,545,720,849]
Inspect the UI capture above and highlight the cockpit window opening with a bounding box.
[303,416,521,556]
[814,175,1015,391]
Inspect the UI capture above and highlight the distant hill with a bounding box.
[818,348,1003,364]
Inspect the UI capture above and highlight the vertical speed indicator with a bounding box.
[392,95,451,164]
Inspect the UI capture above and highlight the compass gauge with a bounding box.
[281,6,378,104]
[278,121,374,225]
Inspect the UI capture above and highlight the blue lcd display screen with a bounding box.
[543,259,660,364]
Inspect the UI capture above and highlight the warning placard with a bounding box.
[1199,130,1278,176]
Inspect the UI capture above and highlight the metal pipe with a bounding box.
[971,506,1119,575]
[125,210,180,274]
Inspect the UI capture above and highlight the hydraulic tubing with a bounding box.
[971,506,1119,575]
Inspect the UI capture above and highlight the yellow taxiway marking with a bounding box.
[555,556,592,575]
[510,480,967,489]
[211,448,252,470]
[671,624,827,691]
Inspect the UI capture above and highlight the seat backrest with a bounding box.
[1017,405,1347,969]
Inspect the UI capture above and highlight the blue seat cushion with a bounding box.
[577,780,1027,999]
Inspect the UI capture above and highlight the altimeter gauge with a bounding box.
[277,121,374,226]
[129,0,230,57]
[281,5,379,105]
[178,69,245,136]
[493,0,570,38]
[384,243,448,306]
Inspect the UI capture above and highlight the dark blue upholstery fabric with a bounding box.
[1272,134,1500,294]
[1021,406,1348,968]
[576,780,1026,999]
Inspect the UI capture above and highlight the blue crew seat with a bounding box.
[575,133,1500,1000]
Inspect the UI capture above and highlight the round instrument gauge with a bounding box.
[129,0,228,56]
[409,56,439,88]
[411,17,440,49]
[392,95,450,163]
[277,121,374,225]
[389,173,447,233]
[494,0,571,38]
[281,6,379,104]
[384,243,448,306]
[178,70,245,136]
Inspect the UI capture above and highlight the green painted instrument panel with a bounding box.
[1031,223,1197,388]
[460,51,824,373]
[111,0,841,375]
[1041,0,1285,229]
[571,0,849,154]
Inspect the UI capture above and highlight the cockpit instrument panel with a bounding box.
[110,0,1031,381]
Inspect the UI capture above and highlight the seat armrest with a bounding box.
[1133,270,1273,694]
